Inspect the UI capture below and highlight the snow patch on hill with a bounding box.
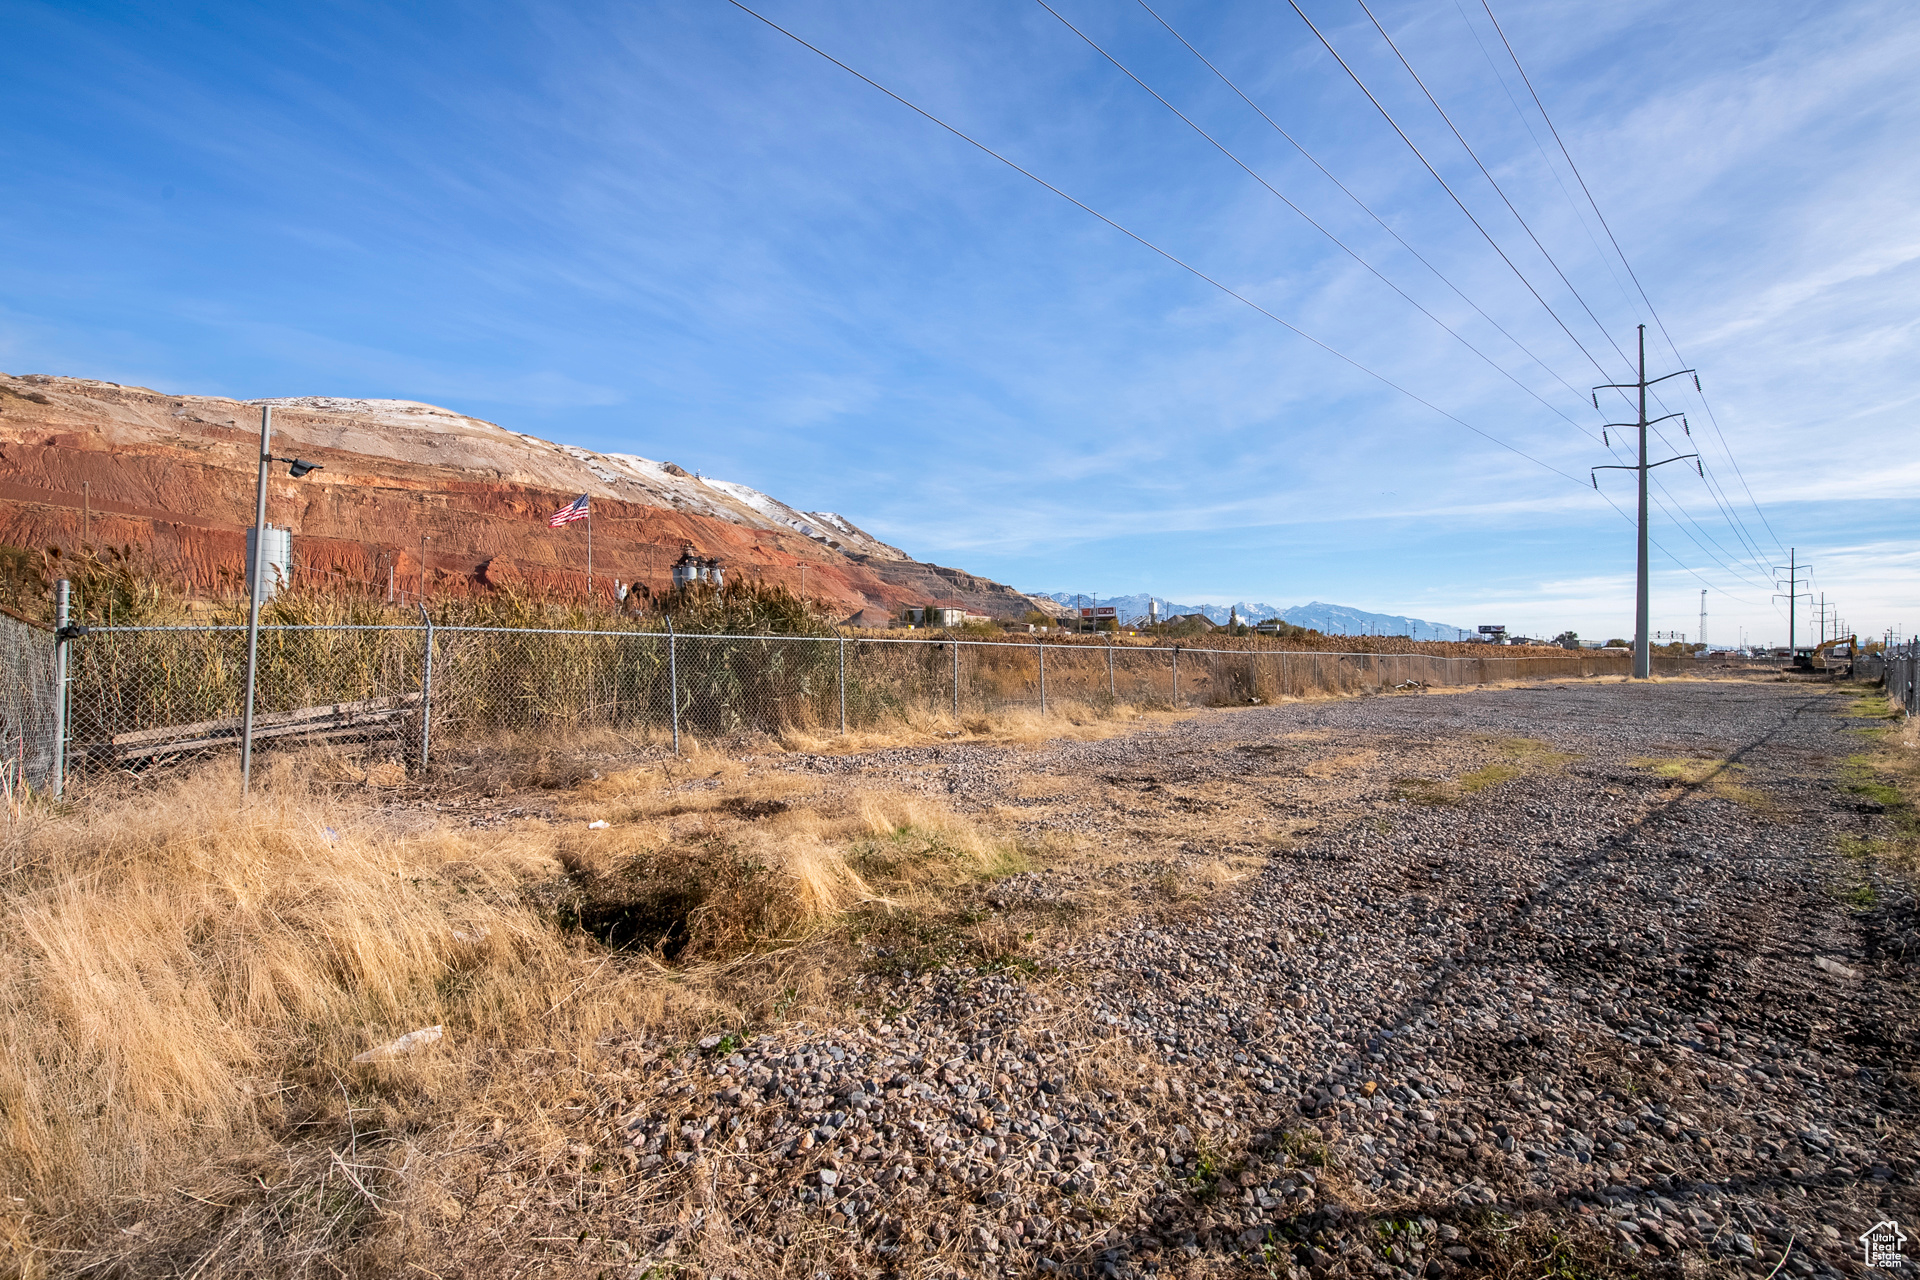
[253,396,906,559]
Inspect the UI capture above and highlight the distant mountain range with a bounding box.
[1038,593,1470,641]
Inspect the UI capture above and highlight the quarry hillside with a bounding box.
[0,372,1040,616]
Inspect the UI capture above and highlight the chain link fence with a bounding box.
[0,607,58,798]
[57,623,1677,782]
[1874,640,1919,715]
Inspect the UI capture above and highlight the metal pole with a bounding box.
[1038,642,1047,714]
[952,639,960,720]
[417,604,434,770]
[51,579,70,799]
[240,404,273,795]
[839,633,847,734]
[1172,645,1179,706]
[1633,325,1651,680]
[1107,637,1115,700]
[667,614,681,755]
[1789,549,1796,654]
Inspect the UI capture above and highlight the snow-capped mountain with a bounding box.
[1038,593,1467,640]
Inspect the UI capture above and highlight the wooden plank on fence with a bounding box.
[99,692,420,759]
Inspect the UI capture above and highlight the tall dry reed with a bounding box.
[0,768,593,1220]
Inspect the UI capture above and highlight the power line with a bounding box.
[1359,0,1776,584]
[1134,0,1607,422]
[1451,0,1642,330]
[1352,0,1770,585]
[1352,0,1635,378]
[725,0,1584,484]
[1034,0,1605,442]
[725,0,1768,608]
[1278,0,1629,396]
[1457,3,1781,576]
[1143,0,1772,591]
[1593,483,1766,606]
[1475,0,1787,560]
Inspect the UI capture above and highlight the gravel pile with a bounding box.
[500,681,1915,1277]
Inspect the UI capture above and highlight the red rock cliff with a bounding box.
[0,374,1040,617]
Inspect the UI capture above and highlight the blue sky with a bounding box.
[3,0,1915,645]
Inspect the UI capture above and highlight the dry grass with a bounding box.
[775,698,1192,754]
[1390,776,1457,806]
[1385,737,1576,804]
[0,739,1058,1276]
[1303,749,1379,779]
[1834,686,1919,873]
[1457,737,1580,794]
[0,765,713,1272]
[1629,754,1770,809]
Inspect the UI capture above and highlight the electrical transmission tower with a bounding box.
[1773,550,1809,654]
[1591,325,1699,679]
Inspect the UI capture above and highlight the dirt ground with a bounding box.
[69,674,1919,1279]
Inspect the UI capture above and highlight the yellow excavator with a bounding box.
[1792,634,1855,675]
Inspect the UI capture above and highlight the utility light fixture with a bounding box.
[241,421,327,796]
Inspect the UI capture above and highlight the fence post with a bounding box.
[1107,638,1115,699]
[1038,641,1047,715]
[50,578,70,799]
[667,614,681,755]
[1172,645,1180,706]
[952,638,960,720]
[839,633,847,734]
[417,605,434,771]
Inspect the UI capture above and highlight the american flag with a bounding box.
[549,494,589,527]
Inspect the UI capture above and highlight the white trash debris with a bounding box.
[352,1025,444,1064]
[588,819,610,830]
[1816,956,1859,980]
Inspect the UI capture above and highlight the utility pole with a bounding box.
[238,410,323,796]
[240,406,274,793]
[1773,549,1808,655]
[1699,589,1707,651]
[1590,325,1698,680]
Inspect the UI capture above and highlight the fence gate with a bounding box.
[0,608,58,797]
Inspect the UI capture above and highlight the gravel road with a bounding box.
[465,679,1917,1278]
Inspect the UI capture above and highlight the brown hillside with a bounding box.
[0,373,1038,617]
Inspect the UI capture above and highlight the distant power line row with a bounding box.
[725,0,1785,610]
